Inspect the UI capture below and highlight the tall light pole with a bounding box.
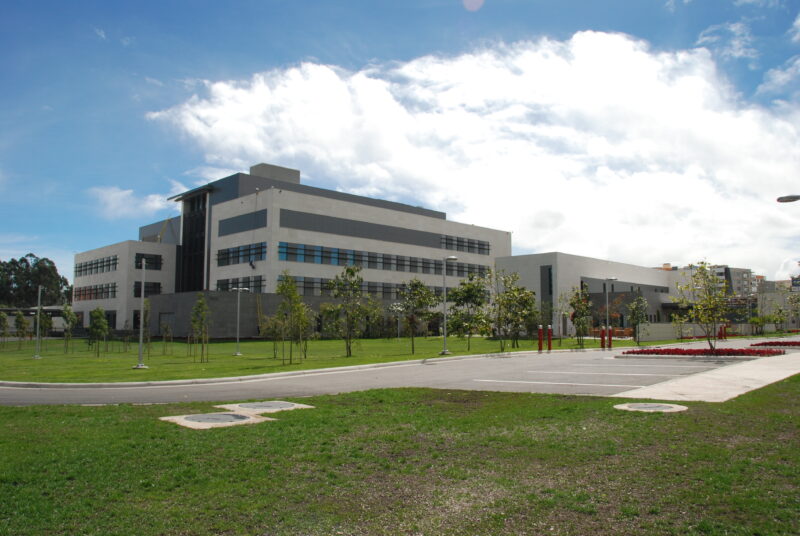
[232,287,250,356]
[133,256,148,369]
[604,277,618,344]
[33,285,42,359]
[441,255,458,355]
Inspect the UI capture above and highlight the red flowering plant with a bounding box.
[751,341,800,347]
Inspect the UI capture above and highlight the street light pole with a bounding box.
[33,285,42,359]
[604,277,617,347]
[232,287,250,356]
[440,255,458,355]
[134,257,148,369]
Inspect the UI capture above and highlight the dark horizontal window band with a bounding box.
[279,209,489,254]
[218,209,267,237]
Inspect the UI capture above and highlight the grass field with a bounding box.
[0,335,646,383]
[1,377,798,535]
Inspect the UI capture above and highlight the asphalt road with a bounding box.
[0,348,738,406]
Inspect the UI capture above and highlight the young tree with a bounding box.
[190,293,211,362]
[447,273,490,351]
[88,307,109,357]
[38,310,53,351]
[569,285,592,349]
[787,292,800,329]
[396,278,440,354]
[0,311,8,350]
[627,295,650,345]
[61,303,77,353]
[14,311,28,350]
[491,272,537,351]
[327,265,371,357]
[276,272,307,364]
[673,262,730,350]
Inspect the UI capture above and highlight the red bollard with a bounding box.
[547,325,553,352]
[600,327,606,350]
[537,325,544,353]
[608,327,613,349]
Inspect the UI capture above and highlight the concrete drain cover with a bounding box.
[184,413,250,423]
[159,412,273,430]
[614,402,688,413]
[215,400,315,415]
[240,401,296,410]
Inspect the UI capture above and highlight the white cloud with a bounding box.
[665,0,692,13]
[120,36,134,47]
[94,27,106,40]
[87,181,183,220]
[734,0,782,7]
[148,31,800,279]
[757,55,800,95]
[145,76,164,87]
[697,21,759,62]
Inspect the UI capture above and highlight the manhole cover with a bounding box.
[184,413,251,423]
[614,402,688,413]
[239,401,296,410]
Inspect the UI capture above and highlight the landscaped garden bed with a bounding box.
[621,348,785,357]
[751,341,800,347]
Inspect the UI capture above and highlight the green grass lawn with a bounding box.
[0,331,791,383]
[1,378,798,535]
[0,335,646,383]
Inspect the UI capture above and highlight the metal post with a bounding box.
[604,277,617,350]
[134,257,148,369]
[33,285,42,359]
[440,256,457,355]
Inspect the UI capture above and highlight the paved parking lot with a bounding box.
[0,348,753,406]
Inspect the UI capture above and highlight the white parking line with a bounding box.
[475,379,646,388]
[574,363,713,369]
[527,370,681,377]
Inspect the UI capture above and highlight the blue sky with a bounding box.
[2,0,800,283]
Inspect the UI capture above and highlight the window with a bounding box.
[74,283,117,301]
[216,242,266,266]
[134,253,163,270]
[75,255,118,277]
[133,281,161,298]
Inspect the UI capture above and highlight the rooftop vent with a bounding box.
[249,163,301,184]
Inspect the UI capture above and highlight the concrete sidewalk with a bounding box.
[614,353,800,402]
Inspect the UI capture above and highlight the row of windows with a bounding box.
[74,283,117,301]
[75,256,118,277]
[216,276,265,293]
[278,242,489,277]
[134,253,163,270]
[217,242,267,266]
[133,282,162,298]
[280,276,446,300]
[441,235,490,255]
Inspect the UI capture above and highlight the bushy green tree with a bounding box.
[396,278,440,355]
[673,262,730,350]
[327,266,372,357]
[0,254,70,307]
[627,295,649,344]
[88,308,109,357]
[447,273,490,351]
[491,272,536,351]
[569,285,592,348]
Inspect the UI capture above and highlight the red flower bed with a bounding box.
[751,341,800,347]
[622,348,784,357]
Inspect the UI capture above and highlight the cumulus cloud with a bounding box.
[148,31,800,279]
[88,180,184,220]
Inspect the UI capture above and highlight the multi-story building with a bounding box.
[73,163,512,335]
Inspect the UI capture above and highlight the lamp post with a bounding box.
[232,287,250,356]
[33,285,42,359]
[441,255,458,355]
[133,256,148,369]
[604,277,618,346]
